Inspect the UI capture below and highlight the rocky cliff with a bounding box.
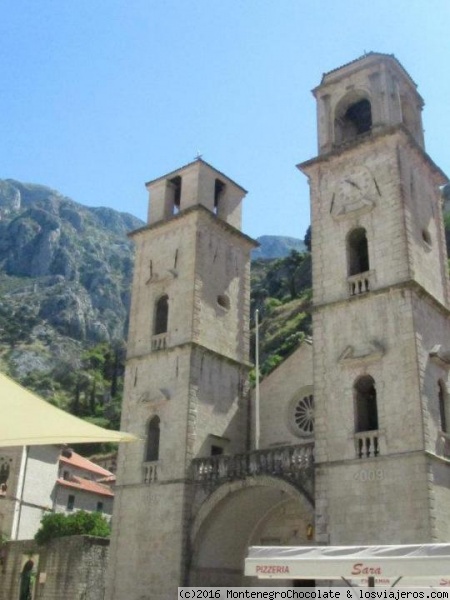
[0,179,143,378]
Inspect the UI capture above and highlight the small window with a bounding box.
[347,228,370,276]
[211,445,223,456]
[63,470,70,481]
[217,294,230,310]
[96,501,104,512]
[439,380,448,433]
[154,295,169,335]
[146,416,160,462]
[422,229,431,246]
[67,494,75,511]
[354,375,378,433]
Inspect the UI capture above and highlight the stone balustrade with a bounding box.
[348,271,373,296]
[355,431,380,458]
[191,443,314,483]
[437,431,450,459]
[151,333,168,351]
[143,461,158,483]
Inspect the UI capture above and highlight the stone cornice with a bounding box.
[126,340,253,370]
[128,203,258,249]
[297,125,449,186]
[313,278,450,319]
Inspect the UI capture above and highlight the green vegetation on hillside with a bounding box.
[250,249,312,379]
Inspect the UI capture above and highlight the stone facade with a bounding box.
[299,53,450,546]
[107,53,449,599]
[107,160,259,600]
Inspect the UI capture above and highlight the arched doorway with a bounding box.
[189,477,314,587]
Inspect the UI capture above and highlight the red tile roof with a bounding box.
[57,475,114,498]
[60,451,113,478]
[98,475,116,484]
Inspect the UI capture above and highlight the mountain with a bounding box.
[0,178,313,436]
[252,235,306,259]
[0,179,144,382]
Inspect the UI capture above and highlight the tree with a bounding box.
[284,250,305,300]
[304,225,312,253]
[35,510,110,545]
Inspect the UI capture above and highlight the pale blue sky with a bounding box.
[1,1,449,240]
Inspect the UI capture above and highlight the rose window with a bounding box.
[294,394,314,436]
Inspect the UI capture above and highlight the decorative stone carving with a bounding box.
[339,340,385,366]
[138,388,171,404]
[429,345,450,368]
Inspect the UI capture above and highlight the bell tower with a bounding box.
[107,159,256,600]
[299,53,450,546]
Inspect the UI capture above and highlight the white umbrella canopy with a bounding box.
[245,544,450,585]
[0,371,137,446]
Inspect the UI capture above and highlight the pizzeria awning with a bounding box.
[0,371,138,446]
[245,544,450,584]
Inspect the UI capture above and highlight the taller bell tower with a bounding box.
[299,53,450,545]
[107,159,256,600]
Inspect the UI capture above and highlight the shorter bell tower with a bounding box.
[107,159,256,600]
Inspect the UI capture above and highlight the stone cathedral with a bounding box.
[107,53,450,599]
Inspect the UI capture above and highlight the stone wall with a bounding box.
[256,341,313,449]
[1,535,109,600]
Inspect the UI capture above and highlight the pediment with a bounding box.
[138,388,171,404]
[430,345,450,368]
[339,340,385,366]
[331,197,376,221]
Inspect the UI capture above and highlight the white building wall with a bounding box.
[54,486,113,518]
[16,445,60,540]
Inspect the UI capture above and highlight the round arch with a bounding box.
[334,89,372,145]
[189,476,314,587]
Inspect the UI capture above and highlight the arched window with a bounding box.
[335,95,372,145]
[154,295,169,335]
[146,416,160,462]
[347,228,370,276]
[354,375,378,433]
[438,380,448,433]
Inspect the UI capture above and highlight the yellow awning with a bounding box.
[0,371,137,447]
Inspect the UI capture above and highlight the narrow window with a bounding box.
[214,179,225,215]
[348,228,370,276]
[96,501,104,512]
[439,380,448,433]
[63,470,70,480]
[211,445,223,456]
[146,416,160,462]
[169,176,182,215]
[67,494,75,511]
[354,375,378,433]
[154,295,169,335]
[422,229,431,246]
